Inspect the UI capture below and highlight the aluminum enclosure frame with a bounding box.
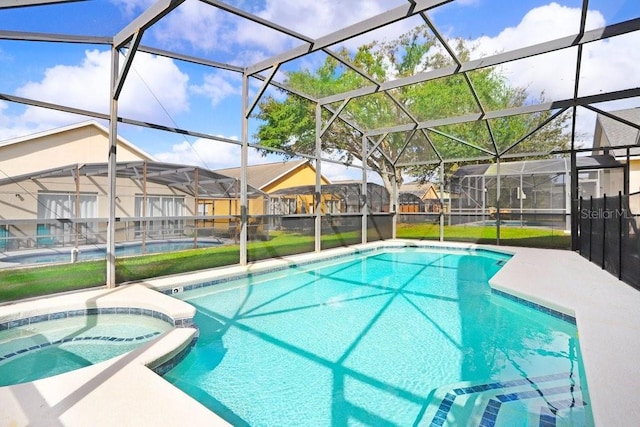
[1,1,640,286]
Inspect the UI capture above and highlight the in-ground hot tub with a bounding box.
[0,284,197,386]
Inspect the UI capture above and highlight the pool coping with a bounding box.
[1,240,638,425]
[0,284,230,426]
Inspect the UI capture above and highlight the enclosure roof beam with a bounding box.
[499,108,569,157]
[0,92,108,120]
[367,113,483,136]
[113,30,143,100]
[365,87,640,137]
[146,167,195,177]
[199,0,314,43]
[246,0,454,75]
[0,29,110,44]
[319,17,640,105]
[427,127,494,156]
[582,105,640,132]
[0,1,83,9]
[137,45,244,72]
[319,98,350,138]
[396,155,489,167]
[0,92,245,146]
[245,64,280,118]
[113,0,185,49]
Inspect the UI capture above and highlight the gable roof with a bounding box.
[593,108,640,157]
[215,159,321,190]
[0,120,156,161]
[400,181,450,200]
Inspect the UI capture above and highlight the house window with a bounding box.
[37,192,98,245]
[135,195,186,236]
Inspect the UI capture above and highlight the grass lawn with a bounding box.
[397,223,570,249]
[0,225,569,303]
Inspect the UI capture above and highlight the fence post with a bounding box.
[602,194,606,270]
[589,196,593,262]
[619,191,623,280]
[578,196,583,255]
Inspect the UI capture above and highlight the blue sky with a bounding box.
[0,0,639,181]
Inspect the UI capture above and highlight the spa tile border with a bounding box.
[1,331,163,362]
[0,307,194,331]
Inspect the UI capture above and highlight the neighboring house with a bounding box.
[399,182,449,213]
[215,160,331,216]
[0,120,154,177]
[0,122,261,250]
[592,107,640,196]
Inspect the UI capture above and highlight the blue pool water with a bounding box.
[0,239,222,265]
[0,313,172,386]
[165,247,592,426]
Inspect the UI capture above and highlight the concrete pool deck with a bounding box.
[0,240,638,425]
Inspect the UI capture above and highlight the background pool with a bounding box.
[0,239,222,265]
[165,248,592,426]
[0,314,173,386]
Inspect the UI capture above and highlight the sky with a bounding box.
[0,0,639,182]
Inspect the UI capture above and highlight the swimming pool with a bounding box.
[0,238,222,265]
[165,247,591,426]
[0,312,173,386]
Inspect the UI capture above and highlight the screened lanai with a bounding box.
[448,155,624,229]
[0,161,265,251]
[1,0,639,287]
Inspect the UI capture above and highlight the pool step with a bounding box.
[418,373,590,426]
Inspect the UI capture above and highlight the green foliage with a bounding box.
[254,24,571,187]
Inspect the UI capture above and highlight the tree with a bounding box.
[254,25,570,194]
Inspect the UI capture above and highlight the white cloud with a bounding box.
[110,0,154,18]
[191,72,241,107]
[7,49,189,133]
[320,161,365,182]
[154,137,271,170]
[152,1,231,53]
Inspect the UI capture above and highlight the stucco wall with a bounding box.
[0,124,150,178]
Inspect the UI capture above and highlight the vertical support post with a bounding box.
[194,168,199,249]
[74,164,80,249]
[106,47,119,288]
[361,135,368,245]
[315,103,322,252]
[482,175,486,222]
[439,162,445,242]
[624,148,630,196]
[240,72,249,265]
[496,157,501,246]
[570,119,579,251]
[519,173,524,225]
[391,170,397,239]
[142,161,147,253]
